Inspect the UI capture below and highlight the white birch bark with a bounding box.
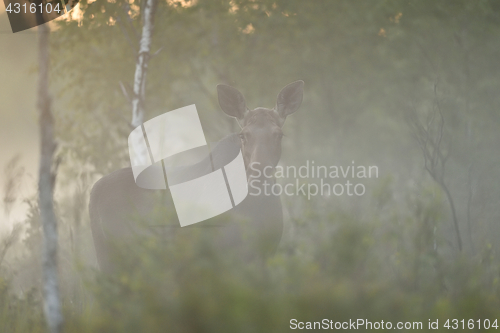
[37,22,63,333]
[130,0,158,165]
[131,0,158,128]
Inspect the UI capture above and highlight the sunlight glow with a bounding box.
[167,0,197,8]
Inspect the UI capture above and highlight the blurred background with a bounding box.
[1,0,500,331]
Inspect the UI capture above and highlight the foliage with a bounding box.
[3,0,500,331]
[4,186,500,332]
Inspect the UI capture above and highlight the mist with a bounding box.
[1,1,500,332]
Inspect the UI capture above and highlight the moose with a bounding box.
[89,81,304,273]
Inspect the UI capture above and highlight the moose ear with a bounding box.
[217,84,248,121]
[276,80,304,126]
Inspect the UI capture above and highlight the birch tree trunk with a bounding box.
[131,0,158,128]
[37,21,63,333]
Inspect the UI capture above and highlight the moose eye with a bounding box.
[238,133,246,141]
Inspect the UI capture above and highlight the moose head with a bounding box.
[217,81,304,183]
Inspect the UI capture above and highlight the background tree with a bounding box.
[37,15,63,333]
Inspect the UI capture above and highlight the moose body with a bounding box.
[89,81,304,272]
